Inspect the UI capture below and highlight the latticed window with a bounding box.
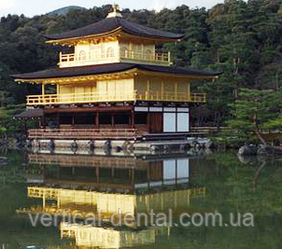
[79,50,87,60]
[106,47,114,58]
[146,49,152,60]
[121,46,128,57]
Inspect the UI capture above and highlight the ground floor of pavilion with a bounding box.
[17,103,196,141]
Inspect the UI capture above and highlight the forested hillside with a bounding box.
[1,0,282,127]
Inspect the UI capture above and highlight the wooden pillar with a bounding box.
[56,113,60,128]
[42,82,45,95]
[43,115,46,129]
[175,159,178,185]
[56,84,60,94]
[96,167,100,184]
[131,169,135,185]
[72,115,75,128]
[147,112,150,132]
[147,164,151,187]
[161,81,164,99]
[72,167,75,179]
[146,79,150,99]
[174,82,178,100]
[111,114,115,127]
[43,193,46,209]
[131,110,135,128]
[96,111,100,128]
[57,196,60,208]
[57,167,60,180]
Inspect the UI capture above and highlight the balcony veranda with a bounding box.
[59,49,171,68]
[26,91,206,106]
[28,128,137,140]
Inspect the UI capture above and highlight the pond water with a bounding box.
[0,150,282,249]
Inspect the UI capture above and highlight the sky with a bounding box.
[0,0,225,18]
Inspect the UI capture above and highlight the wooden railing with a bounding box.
[137,91,206,102]
[59,48,171,67]
[28,154,148,169]
[120,49,170,65]
[190,127,231,135]
[28,128,137,140]
[27,91,136,105]
[26,91,206,105]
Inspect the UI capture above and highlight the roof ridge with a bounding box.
[45,15,184,41]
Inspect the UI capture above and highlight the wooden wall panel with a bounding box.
[149,113,163,133]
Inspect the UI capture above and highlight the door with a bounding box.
[149,113,163,133]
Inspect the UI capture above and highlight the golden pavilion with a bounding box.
[13,5,220,147]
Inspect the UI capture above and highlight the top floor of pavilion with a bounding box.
[45,5,185,68]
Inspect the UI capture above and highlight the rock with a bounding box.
[257,145,282,156]
[0,156,8,161]
[238,144,257,156]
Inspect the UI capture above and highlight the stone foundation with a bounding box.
[28,137,212,155]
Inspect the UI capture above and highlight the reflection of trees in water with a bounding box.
[0,151,26,192]
[0,218,61,247]
[193,153,282,216]
[238,155,281,191]
[252,160,266,192]
[1,151,282,248]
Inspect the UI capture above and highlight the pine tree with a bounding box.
[227,88,282,144]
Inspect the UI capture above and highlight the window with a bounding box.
[100,115,112,124]
[75,113,95,125]
[114,114,130,124]
[121,46,129,58]
[79,50,87,60]
[60,113,73,125]
[135,113,148,124]
[163,160,176,180]
[177,113,189,132]
[177,159,189,179]
[163,113,176,132]
[106,47,114,58]
[145,49,152,60]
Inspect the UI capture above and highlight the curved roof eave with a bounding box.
[44,17,185,43]
[11,63,222,82]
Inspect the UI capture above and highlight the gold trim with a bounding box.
[46,29,182,46]
[15,69,138,84]
[135,69,219,80]
[15,67,218,84]
[46,27,123,45]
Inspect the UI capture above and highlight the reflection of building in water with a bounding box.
[60,222,169,248]
[18,153,206,248]
[21,153,206,215]
[24,185,205,217]
[27,153,195,191]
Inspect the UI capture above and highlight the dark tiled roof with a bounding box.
[12,63,135,80]
[139,64,222,77]
[45,17,184,41]
[12,63,221,80]
[14,109,43,119]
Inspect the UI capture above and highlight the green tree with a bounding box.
[227,88,282,144]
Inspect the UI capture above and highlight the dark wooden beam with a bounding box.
[44,106,134,114]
